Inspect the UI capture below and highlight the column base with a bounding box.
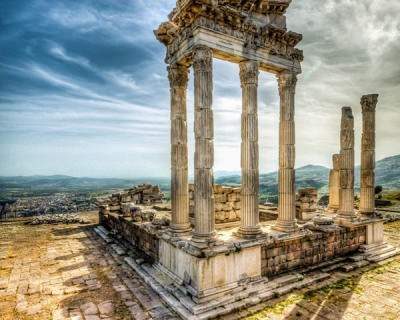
[169,223,192,237]
[271,219,298,234]
[191,231,216,249]
[334,211,358,227]
[358,209,377,218]
[236,225,262,239]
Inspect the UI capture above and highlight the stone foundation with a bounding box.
[100,212,162,260]
[262,225,366,277]
[189,184,241,224]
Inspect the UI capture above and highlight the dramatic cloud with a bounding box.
[0,0,399,177]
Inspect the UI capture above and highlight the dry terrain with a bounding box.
[0,212,399,320]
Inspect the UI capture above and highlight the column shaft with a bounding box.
[192,46,215,246]
[238,60,261,238]
[328,154,340,212]
[337,107,356,219]
[272,71,298,233]
[360,94,378,216]
[168,65,191,235]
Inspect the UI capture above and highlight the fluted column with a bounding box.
[360,94,379,216]
[168,64,191,236]
[328,154,340,212]
[238,60,262,238]
[272,70,298,233]
[191,46,215,246]
[337,107,356,220]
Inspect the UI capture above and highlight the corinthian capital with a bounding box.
[167,64,189,88]
[192,45,213,72]
[239,60,259,87]
[361,94,379,112]
[277,70,297,95]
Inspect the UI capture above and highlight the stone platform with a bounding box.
[99,211,399,319]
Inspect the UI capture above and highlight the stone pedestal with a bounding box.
[327,154,340,212]
[158,238,261,304]
[359,94,379,217]
[336,107,356,223]
[168,65,191,236]
[238,60,261,238]
[191,46,216,247]
[272,71,298,233]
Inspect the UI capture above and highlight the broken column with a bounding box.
[272,71,298,233]
[168,64,191,235]
[336,107,356,221]
[191,45,216,246]
[296,188,318,221]
[238,60,261,238]
[327,154,340,212]
[359,94,379,216]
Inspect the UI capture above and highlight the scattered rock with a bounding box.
[30,214,88,225]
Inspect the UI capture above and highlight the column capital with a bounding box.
[167,64,189,89]
[277,70,297,94]
[239,60,259,87]
[361,94,379,112]
[192,45,213,72]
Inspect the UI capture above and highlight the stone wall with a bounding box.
[100,212,161,261]
[189,184,241,223]
[295,188,318,221]
[261,226,366,277]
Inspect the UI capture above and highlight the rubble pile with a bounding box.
[189,184,241,223]
[30,214,87,225]
[296,188,318,221]
[97,184,167,225]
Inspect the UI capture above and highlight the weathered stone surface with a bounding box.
[30,213,87,225]
[296,188,318,221]
[360,94,379,216]
[272,70,298,233]
[337,107,356,221]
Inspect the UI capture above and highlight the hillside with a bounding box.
[217,155,400,203]
[1,155,399,203]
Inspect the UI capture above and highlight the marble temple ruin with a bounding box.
[97,1,399,319]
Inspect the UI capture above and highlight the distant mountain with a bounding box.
[1,155,399,202]
[216,155,400,203]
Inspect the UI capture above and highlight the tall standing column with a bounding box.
[168,64,191,236]
[191,46,215,247]
[337,107,356,220]
[272,70,298,233]
[360,94,379,216]
[328,154,340,212]
[238,60,261,238]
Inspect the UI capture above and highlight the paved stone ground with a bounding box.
[245,221,400,320]
[0,212,177,320]
[1,212,400,320]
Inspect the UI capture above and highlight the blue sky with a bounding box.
[0,0,399,178]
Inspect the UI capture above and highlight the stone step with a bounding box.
[367,248,400,263]
[97,225,110,235]
[110,243,126,256]
[349,254,366,262]
[340,260,369,272]
[266,273,303,290]
[94,227,113,244]
[271,272,330,297]
[366,245,397,257]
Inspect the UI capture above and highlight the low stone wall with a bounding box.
[189,184,241,223]
[261,226,366,277]
[100,212,160,261]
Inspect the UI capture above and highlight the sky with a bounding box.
[0,0,399,178]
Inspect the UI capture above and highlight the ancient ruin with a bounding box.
[327,154,340,212]
[97,1,399,318]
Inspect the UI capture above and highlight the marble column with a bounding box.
[328,154,340,212]
[191,46,215,246]
[360,94,379,216]
[272,70,298,233]
[337,107,356,220]
[168,64,191,236]
[238,60,261,238]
